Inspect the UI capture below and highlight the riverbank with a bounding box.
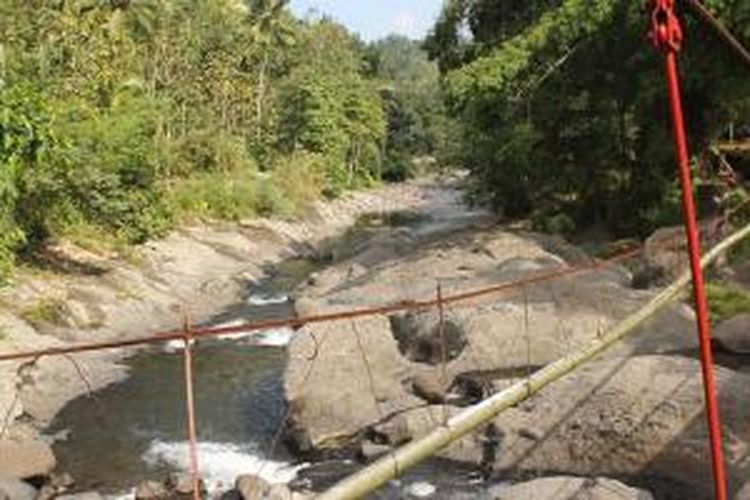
[0,175,481,483]
[2,172,749,499]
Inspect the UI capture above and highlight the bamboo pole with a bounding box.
[318,222,750,500]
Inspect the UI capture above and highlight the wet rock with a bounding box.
[49,472,75,490]
[358,441,392,461]
[167,473,201,496]
[135,480,169,500]
[372,416,411,446]
[405,481,437,498]
[0,477,37,500]
[0,440,56,480]
[715,313,750,354]
[490,476,653,499]
[410,372,450,404]
[235,475,292,500]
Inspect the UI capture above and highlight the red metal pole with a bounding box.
[182,314,202,500]
[651,2,727,499]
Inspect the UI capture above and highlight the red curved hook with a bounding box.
[649,0,683,52]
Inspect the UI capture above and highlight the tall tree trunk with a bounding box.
[255,48,270,142]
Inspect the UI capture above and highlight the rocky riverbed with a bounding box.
[281,215,750,497]
[0,174,749,499]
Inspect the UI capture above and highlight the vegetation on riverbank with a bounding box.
[0,0,449,280]
[426,0,749,236]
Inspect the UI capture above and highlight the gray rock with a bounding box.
[167,473,200,496]
[135,480,168,500]
[490,476,653,499]
[373,416,411,446]
[36,484,56,500]
[358,441,392,461]
[715,313,750,354]
[0,440,56,480]
[56,493,103,500]
[0,477,37,500]
[403,356,750,500]
[50,472,75,489]
[235,475,292,500]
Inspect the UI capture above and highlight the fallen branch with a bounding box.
[318,222,750,500]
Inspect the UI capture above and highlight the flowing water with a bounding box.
[48,211,494,498]
[48,288,301,495]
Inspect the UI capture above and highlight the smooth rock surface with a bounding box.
[0,440,56,479]
[284,226,699,452]
[403,355,750,499]
[236,475,292,500]
[715,313,750,354]
[134,480,168,500]
[491,476,653,500]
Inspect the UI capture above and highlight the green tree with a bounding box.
[427,0,750,234]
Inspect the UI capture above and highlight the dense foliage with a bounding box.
[427,0,750,236]
[0,1,445,278]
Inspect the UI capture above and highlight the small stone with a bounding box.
[167,473,199,496]
[135,480,168,500]
[36,485,56,500]
[410,373,449,404]
[406,481,437,498]
[235,475,292,500]
[358,441,392,461]
[518,427,544,441]
[50,472,75,489]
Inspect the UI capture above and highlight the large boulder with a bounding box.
[715,313,750,354]
[0,440,56,480]
[284,229,699,452]
[490,476,653,500]
[285,314,420,451]
[403,355,750,500]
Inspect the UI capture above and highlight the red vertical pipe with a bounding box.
[663,50,728,500]
[183,332,202,500]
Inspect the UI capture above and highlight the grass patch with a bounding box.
[57,223,141,264]
[21,297,70,326]
[167,170,261,222]
[706,282,750,324]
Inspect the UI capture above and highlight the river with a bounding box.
[47,211,496,498]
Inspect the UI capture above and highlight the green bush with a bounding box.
[706,283,750,324]
[167,170,260,222]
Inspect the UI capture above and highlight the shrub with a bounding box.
[271,151,324,213]
[706,282,750,324]
[167,169,260,222]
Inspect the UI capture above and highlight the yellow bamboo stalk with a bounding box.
[318,222,750,500]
